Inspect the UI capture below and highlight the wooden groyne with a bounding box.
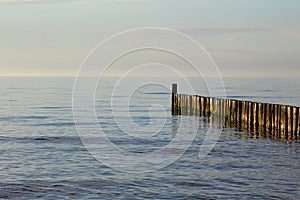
[171,84,300,140]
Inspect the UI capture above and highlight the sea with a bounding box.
[0,77,299,199]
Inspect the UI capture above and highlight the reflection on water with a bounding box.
[0,77,299,199]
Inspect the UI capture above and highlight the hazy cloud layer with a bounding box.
[1,0,299,77]
[174,26,274,37]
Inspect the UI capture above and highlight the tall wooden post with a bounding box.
[172,83,177,115]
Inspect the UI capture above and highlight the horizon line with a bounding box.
[0,75,299,78]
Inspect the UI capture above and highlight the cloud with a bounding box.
[171,26,274,37]
[207,48,254,54]
[227,36,239,42]
[36,30,45,37]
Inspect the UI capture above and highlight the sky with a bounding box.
[0,0,299,77]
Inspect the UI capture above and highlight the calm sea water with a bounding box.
[0,77,299,199]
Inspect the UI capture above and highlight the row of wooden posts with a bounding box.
[171,84,300,140]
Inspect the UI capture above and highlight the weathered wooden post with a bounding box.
[172,83,177,115]
[198,96,201,116]
[255,103,260,133]
[250,102,254,132]
[295,107,299,138]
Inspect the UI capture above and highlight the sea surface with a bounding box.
[0,77,299,199]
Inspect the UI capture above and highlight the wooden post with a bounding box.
[273,104,278,137]
[178,95,180,115]
[172,83,177,115]
[207,97,211,117]
[273,104,276,137]
[239,101,242,127]
[268,104,273,134]
[290,106,293,139]
[198,96,202,116]
[298,107,300,138]
[295,107,300,138]
[255,103,259,133]
[281,105,286,137]
[285,106,289,139]
[250,102,254,132]
[278,105,282,137]
[295,107,299,139]
[189,95,193,116]
[203,97,207,117]
[242,101,246,130]
[180,94,183,115]
[246,101,250,131]
[209,97,213,117]
[263,103,267,135]
[182,94,185,115]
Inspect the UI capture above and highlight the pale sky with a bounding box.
[0,0,299,77]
